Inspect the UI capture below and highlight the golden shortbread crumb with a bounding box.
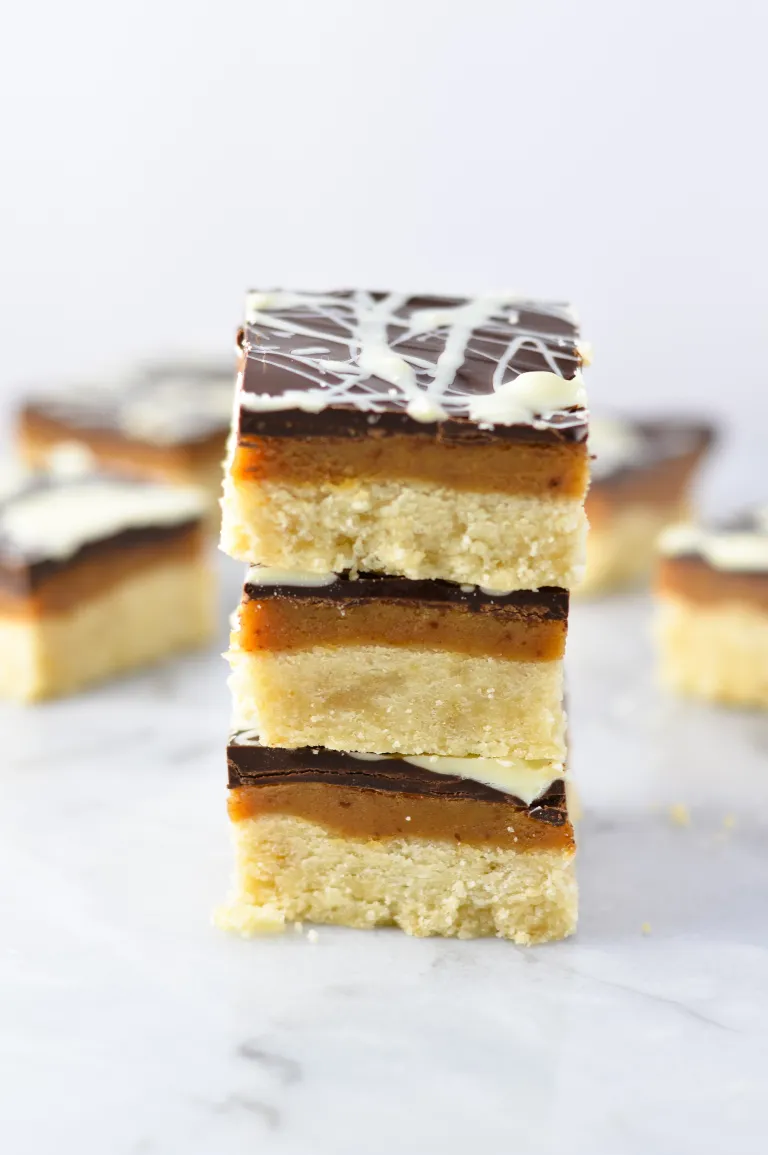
[0,559,215,702]
[219,812,578,944]
[657,595,768,707]
[221,475,587,590]
[227,645,566,759]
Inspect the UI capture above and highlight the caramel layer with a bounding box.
[0,525,206,617]
[587,443,707,527]
[19,410,226,481]
[231,435,589,498]
[657,555,768,612]
[228,782,574,852]
[236,595,567,660]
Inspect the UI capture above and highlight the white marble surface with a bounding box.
[2,561,768,1155]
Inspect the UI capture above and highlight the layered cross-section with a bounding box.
[0,471,214,701]
[582,415,714,594]
[656,509,768,706]
[18,361,234,518]
[218,288,589,943]
[228,568,568,759]
[218,732,576,944]
[221,291,589,591]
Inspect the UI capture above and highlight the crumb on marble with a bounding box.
[307,929,319,944]
[214,900,286,936]
[723,813,737,830]
[669,803,691,828]
[641,922,652,935]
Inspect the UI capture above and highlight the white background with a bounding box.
[1,0,766,492]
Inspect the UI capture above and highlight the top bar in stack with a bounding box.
[221,291,589,590]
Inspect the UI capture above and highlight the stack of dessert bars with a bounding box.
[217,291,590,944]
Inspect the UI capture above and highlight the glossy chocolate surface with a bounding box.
[239,291,587,444]
[244,571,570,618]
[227,733,568,825]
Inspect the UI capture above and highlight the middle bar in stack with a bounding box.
[229,570,568,759]
[220,290,589,943]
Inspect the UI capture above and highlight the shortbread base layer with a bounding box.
[217,812,578,943]
[656,594,768,707]
[227,646,566,759]
[579,500,688,596]
[220,476,586,591]
[0,558,215,702]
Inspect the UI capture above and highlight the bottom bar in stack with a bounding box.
[218,731,577,944]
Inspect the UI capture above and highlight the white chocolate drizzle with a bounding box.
[120,376,234,443]
[29,363,235,448]
[245,565,337,588]
[0,476,207,563]
[241,290,586,428]
[351,752,565,804]
[659,511,768,572]
[231,729,565,804]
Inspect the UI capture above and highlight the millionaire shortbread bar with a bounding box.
[18,361,234,515]
[221,291,589,590]
[227,568,569,759]
[656,509,768,706]
[582,415,714,594]
[0,470,214,701]
[218,731,576,943]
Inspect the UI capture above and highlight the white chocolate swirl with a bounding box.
[659,509,768,572]
[241,290,587,428]
[0,476,206,563]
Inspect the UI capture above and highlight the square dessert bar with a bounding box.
[218,732,577,943]
[582,415,714,595]
[0,471,214,701]
[18,361,235,515]
[228,567,569,759]
[221,291,589,590]
[656,510,768,707]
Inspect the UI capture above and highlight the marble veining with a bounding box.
[1,560,767,1154]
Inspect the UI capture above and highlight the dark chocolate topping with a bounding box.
[707,509,767,535]
[227,732,568,824]
[239,290,587,444]
[22,361,235,447]
[591,416,715,486]
[244,570,569,617]
[239,403,587,445]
